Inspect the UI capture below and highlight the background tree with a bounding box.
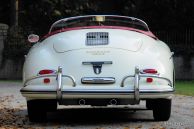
[1,0,194,59]
[0,0,10,25]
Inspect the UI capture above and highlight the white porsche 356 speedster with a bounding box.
[21,15,174,122]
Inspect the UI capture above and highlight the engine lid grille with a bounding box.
[86,32,109,46]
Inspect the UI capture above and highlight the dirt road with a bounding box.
[0,81,194,129]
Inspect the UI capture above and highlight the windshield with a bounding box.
[49,15,149,33]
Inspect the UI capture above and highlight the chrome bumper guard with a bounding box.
[121,67,173,104]
[56,66,77,102]
[24,66,76,102]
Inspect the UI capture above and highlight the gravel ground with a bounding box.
[0,81,194,129]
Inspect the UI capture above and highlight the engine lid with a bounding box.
[52,29,143,52]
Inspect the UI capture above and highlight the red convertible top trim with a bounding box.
[42,26,157,40]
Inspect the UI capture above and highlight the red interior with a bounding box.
[42,26,157,40]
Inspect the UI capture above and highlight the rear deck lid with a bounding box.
[52,29,143,52]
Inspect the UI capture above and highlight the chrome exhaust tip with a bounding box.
[79,99,86,105]
[109,99,117,105]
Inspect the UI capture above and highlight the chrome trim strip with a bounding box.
[21,90,174,96]
[81,77,115,84]
[61,91,174,94]
[21,91,56,94]
[82,61,112,65]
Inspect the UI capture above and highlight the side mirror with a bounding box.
[28,34,39,43]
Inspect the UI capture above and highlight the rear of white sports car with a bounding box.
[21,15,174,122]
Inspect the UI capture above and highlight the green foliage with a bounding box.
[19,0,194,34]
[20,0,102,35]
[2,0,194,61]
[175,81,194,96]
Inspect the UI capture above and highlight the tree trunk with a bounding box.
[10,0,16,26]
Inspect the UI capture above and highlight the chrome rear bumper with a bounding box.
[21,66,174,104]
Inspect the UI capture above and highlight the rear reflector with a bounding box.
[43,78,50,84]
[146,78,153,83]
[143,69,158,74]
[39,69,56,75]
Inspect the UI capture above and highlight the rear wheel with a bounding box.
[146,99,154,109]
[27,100,57,122]
[152,99,171,121]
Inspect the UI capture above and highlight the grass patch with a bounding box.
[175,81,194,96]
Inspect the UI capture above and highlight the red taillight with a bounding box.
[143,69,158,74]
[43,78,50,84]
[39,69,55,75]
[146,78,153,83]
